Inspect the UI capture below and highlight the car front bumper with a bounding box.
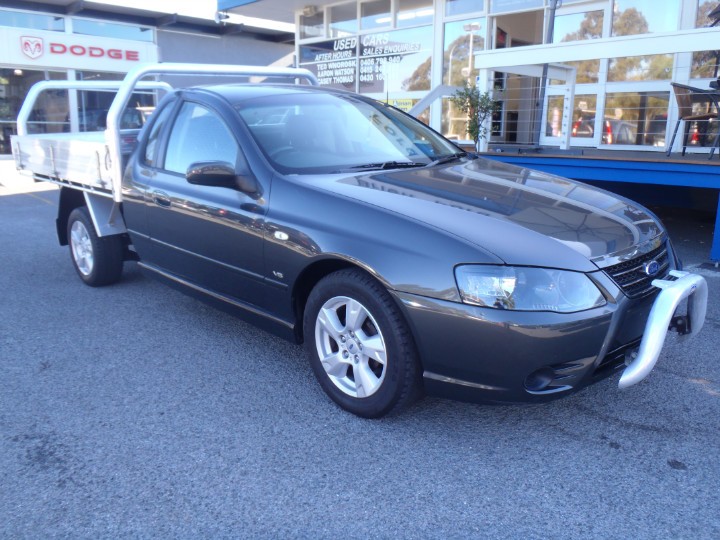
[392,270,707,404]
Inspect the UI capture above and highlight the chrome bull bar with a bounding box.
[619,270,708,389]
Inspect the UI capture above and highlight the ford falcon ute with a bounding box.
[11,64,707,418]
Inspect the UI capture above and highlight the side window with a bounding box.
[164,102,239,175]
[142,101,174,167]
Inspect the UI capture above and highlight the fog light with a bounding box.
[524,367,555,392]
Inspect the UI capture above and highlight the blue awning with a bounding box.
[217,0,260,11]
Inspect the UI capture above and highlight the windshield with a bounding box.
[234,92,461,174]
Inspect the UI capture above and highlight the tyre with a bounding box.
[67,206,124,287]
[304,269,421,418]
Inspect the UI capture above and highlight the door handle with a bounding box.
[152,190,171,207]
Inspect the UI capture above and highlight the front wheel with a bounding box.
[67,206,124,287]
[304,269,421,418]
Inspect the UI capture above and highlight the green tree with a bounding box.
[450,82,499,149]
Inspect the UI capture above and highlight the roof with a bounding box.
[2,0,294,42]
[218,0,337,25]
[190,83,356,104]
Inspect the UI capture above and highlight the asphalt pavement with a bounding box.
[1,160,719,539]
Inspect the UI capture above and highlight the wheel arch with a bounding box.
[291,257,423,363]
[56,187,86,246]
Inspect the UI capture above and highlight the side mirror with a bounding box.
[186,161,262,199]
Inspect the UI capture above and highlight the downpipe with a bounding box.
[619,270,708,389]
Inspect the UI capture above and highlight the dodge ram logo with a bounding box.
[21,36,43,59]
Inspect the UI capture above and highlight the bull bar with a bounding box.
[618,270,708,389]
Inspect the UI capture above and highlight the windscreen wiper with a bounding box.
[350,161,426,170]
[426,152,468,167]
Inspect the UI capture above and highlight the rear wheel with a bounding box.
[304,269,421,418]
[67,206,124,287]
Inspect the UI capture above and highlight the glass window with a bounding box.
[691,51,719,79]
[0,69,66,154]
[612,0,680,36]
[608,54,673,82]
[0,9,64,31]
[545,96,565,137]
[361,0,391,30]
[73,18,154,42]
[603,92,670,146]
[696,0,720,27]
[236,92,458,175]
[570,95,599,139]
[490,0,543,14]
[299,40,358,91]
[143,101,175,167]
[441,97,468,140]
[397,0,433,28]
[329,3,357,38]
[75,71,155,132]
[556,60,601,84]
[359,26,433,95]
[300,10,324,39]
[445,0,484,17]
[553,10,603,43]
[443,19,486,86]
[165,103,239,175]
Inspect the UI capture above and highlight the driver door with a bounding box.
[144,99,267,307]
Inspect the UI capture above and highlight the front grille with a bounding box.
[604,244,670,298]
[593,338,642,377]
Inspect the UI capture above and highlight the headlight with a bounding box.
[455,265,606,313]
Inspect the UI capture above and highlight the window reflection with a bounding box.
[545,96,565,137]
[612,0,680,36]
[550,60,601,84]
[696,0,720,27]
[445,0,483,17]
[361,0,391,30]
[570,95,599,139]
[0,9,64,31]
[75,71,155,132]
[165,103,238,175]
[691,51,719,79]
[490,0,543,14]
[608,54,673,81]
[553,10,603,43]
[443,19,486,86]
[442,96,473,140]
[28,89,69,135]
[359,26,433,94]
[397,0,433,28]
[544,94,598,138]
[0,69,66,154]
[300,10,324,39]
[603,92,670,146]
[329,3,356,38]
[73,18,154,42]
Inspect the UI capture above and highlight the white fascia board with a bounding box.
[474,28,720,69]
